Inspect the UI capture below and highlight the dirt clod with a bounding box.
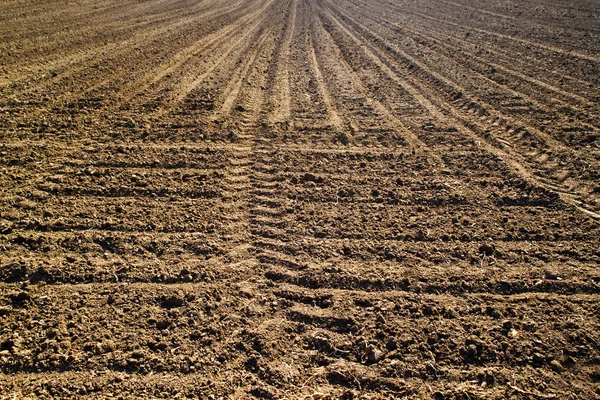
[544,270,561,280]
[478,243,495,256]
[155,320,171,330]
[11,291,30,305]
[366,345,384,364]
[550,360,564,373]
[161,295,185,309]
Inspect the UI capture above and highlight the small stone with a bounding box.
[83,167,98,176]
[502,320,513,330]
[130,350,145,359]
[549,359,564,372]
[544,270,561,280]
[366,345,384,364]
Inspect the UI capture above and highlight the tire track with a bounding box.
[321,0,600,217]
[248,143,599,295]
[392,0,600,64]
[1,0,251,125]
[337,5,600,176]
[3,0,274,140]
[173,0,277,105]
[266,0,297,125]
[343,0,600,94]
[215,28,272,118]
[342,0,600,127]
[312,8,434,153]
[307,25,344,131]
[0,0,227,89]
[398,25,600,123]
[120,0,272,107]
[201,0,285,282]
[286,0,339,133]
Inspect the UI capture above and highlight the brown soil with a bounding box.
[1,0,599,398]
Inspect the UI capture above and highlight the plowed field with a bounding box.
[1,0,599,398]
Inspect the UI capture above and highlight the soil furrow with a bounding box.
[321,1,600,215]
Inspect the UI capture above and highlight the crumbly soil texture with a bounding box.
[1,0,600,398]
